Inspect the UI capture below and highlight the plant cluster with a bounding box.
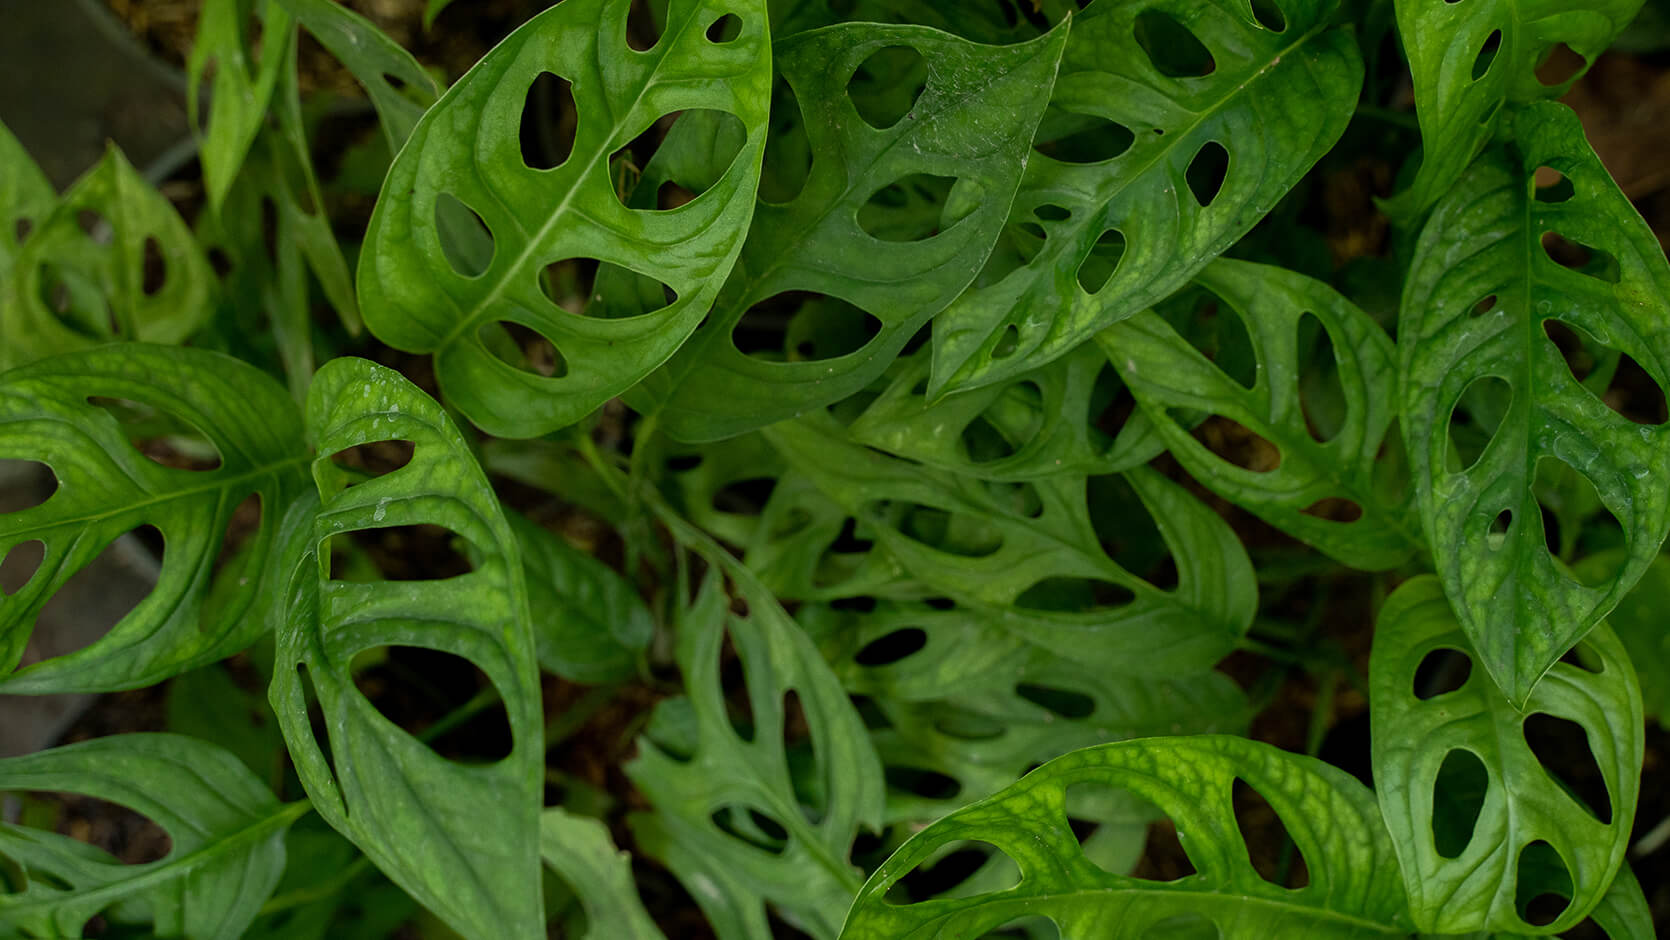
[1,0,1668,936]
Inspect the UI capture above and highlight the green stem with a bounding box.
[544,683,622,750]
[257,856,375,917]
[416,685,502,745]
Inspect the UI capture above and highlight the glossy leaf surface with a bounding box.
[1398,102,1670,703]
[507,510,652,683]
[1369,576,1642,934]
[188,0,296,210]
[540,809,666,940]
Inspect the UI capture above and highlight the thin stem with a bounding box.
[257,856,374,917]
[544,683,622,751]
[416,685,502,745]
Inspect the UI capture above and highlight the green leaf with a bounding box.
[0,344,309,692]
[272,0,440,151]
[358,0,773,437]
[166,657,287,782]
[628,521,883,940]
[1368,576,1643,934]
[540,808,667,940]
[188,0,297,210]
[1574,551,1670,726]
[506,510,652,683]
[928,0,1363,397]
[639,20,1068,441]
[840,735,1411,938]
[1383,0,1645,218]
[0,733,307,939]
[1397,101,1670,703]
[1,148,217,371]
[1104,258,1419,570]
[767,415,1256,676]
[0,119,53,274]
[268,357,545,940]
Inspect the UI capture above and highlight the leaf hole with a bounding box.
[624,0,663,51]
[1135,10,1215,77]
[1472,29,1502,81]
[541,257,676,319]
[854,627,927,666]
[0,460,56,512]
[847,45,927,129]
[1413,647,1472,699]
[827,516,874,555]
[1131,816,1197,882]
[434,193,494,278]
[1015,577,1136,614]
[1249,0,1286,31]
[518,71,576,170]
[1232,778,1310,888]
[350,645,514,763]
[1557,641,1604,674]
[139,236,166,297]
[1535,43,1587,87]
[1470,294,1498,317]
[75,208,112,245]
[709,803,789,856]
[329,524,477,582]
[26,525,161,662]
[1432,748,1488,858]
[884,765,962,801]
[1180,292,1258,389]
[1035,204,1072,222]
[932,711,1006,741]
[1076,228,1126,294]
[1534,166,1575,203]
[889,840,1020,903]
[19,791,172,865]
[761,78,812,204]
[1191,416,1282,472]
[1540,232,1621,284]
[1297,312,1345,443]
[1515,840,1574,927]
[1446,375,1512,472]
[732,290,878,362]
[1543,319,1667,424]
[858,173,960,242]
[992,324,1021,360]
[611,110,747,209]
[479,320,568,378]
[705,13,742,42]
[326,439,416,485]
[1186,141,1229,207]
[0,540,44,597]
[1523,713,1612,824]
[1300,498,1363,522]
[1032,106,1135,164]
[1487,509,1513,549]
[212,491,263,575]
[895,504,1003,558]
[1015,682,1095,719]
[85,396,224,471]
[713,476,776,516]
[13,217,32,243]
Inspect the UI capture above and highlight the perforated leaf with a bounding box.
[1369,576,1642,934]
[269,357,545,940]
[1384,0,1645,218]
[0,733,305,939]
[2,148,216,371]
[188,0,296,210]
[272,0,439,150]
[929,0,1362,397]
[506,510,652,683]
[358,0,772,437]
[1104,258,1418,570]
[628,518,883,940]
[840,735,1411,939]
[0,119,52,275]
[768,414,1256,677]
[540,809,666,940]
[1398,101,1670,704]
[640,20,1068,441]
[1575,551,1670,726]
[0,344,308,692]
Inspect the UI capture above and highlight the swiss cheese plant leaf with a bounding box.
[357,0,772,437]
[540,808,667,940]
[1574,551,1670,726]
[0,120,52,274]
[1383,0,1644,218]
[1104,258,1419,570]
[639,20,1068,441]
[803,597,1247,822]
[0,344,308,692]
[628,516,883,940]
[928,0,1363,398]
[1398,101,1670,704]
[272,0,439,150]
[0,733,307,939]
[1369,576,1642,934]
[1,148,216,371]
[188,0,296,210]
[849,344,1164,481]
[840,735,1411,939]
[767,415,1256,676]
[506,510,653,683]
[268,357,545,940]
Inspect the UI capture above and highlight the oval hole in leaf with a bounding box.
[1523,713,1612,824]
[1232,778,1310,888]
[897,505,1003,557]
[992,324,1021,360]
[611,110,747,208]
[885,765,961,801]
[933,711,1006,741]
[434,193,494,278]
[1297,312,1345,443]
[330,523,477,582]
[1543,320,1667,424]
[1515,840,1574,927]
[1035,203,1071,222]
[1558,640,1604,674]
[19,791,172,865]
[889,840,1019,903]
[1535,43,1587,87]
[140,236,165,297]
[854,627,927,666]
[1250,0,1286,31]
[1606,351,1667,426]
[1032,107,1135,164]
[733,291,873,361]
[1186,141,1230,208]
[1180,291,1257,390]
[847,45,927,130]
[211,491,263,576]
[85,397,224,471]
[1413,647,1472,699]
[713,476,775,515]
[1487,508,1513,550]
[542,257,676,319]
[75,208,112,245]
[981,915,1060,939]
[479,320,568,378]
[1076,228,1126,294]
[1534,166,1574,203]
[0,460,56,512]
[1472,30,1502,81]
[327,439,416,485]
[12,216,31,243]
[1470,294,1498,317]
[1541,232,1621,283]
[1134,10,1215,77]
[706,13,741,42]
[350,645,514,763]
[624,0,662,51]
[963,414,1018,464]
[1300,497,1363,522]
[1192,416,1282,472]
[761,78,812,204]
[712,804,790,855]
[294,663,339,781]
[858,173,958,242]
[1014,682,1095,719]
[0,540,45,597]
[37,261,114,338]
[518,71,576,171]
[1132,816,1197,882]
[1446,375,1511,472]
[827,516,874,555]
[1015,577,1136,613]
[1431,748,1488,858]
[29,525,161,662]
